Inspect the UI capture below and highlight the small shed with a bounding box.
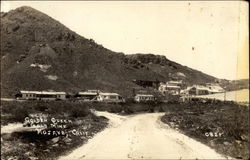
[134,94,155,102]
[97,92,125,103]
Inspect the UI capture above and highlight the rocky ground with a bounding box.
[1,101,109,160]
[1,113,108,160]
[161,101,249,159]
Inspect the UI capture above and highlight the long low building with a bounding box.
[75,90,125,103]
[17,90,66,100]
[75,90,99,101]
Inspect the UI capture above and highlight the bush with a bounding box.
[89,102,123,113]
[161,101,250,159]
[1,101,91,124]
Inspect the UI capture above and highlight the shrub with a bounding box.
[1,101,91,124]
[69,105,90,118]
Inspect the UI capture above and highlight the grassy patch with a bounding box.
[1,101,108,160]
[1,101,90,125]
[161,101,249,159]
[88,101,160,114]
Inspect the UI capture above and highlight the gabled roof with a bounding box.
[166,85,181,89]
[135,94,154,97]
[20,91,40,94]
[87,90,100,93]
[190,85,209,90]
[207,85,225,92]
[78,92,97,95]
[41,91,66,95]
[167,81,182,84]
[99,92,120,96]
[20,90,66,95]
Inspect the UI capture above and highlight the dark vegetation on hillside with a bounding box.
[1,6,219,98]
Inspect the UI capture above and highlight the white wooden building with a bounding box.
[134,94,155,102]
[159,81,182,95]
[96,92,125,103]
[18,91,66,100]
[75,90,99,101]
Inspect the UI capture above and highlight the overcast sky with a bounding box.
[1,1,249,80]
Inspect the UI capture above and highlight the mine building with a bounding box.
[205,83,225,94]
[17,90,66,100]
[134,94,155,102]
[159,80,182,95]
[184,83,225,96]
[186,85,210,95]
[75,90,100,101]
[96,92,125,103]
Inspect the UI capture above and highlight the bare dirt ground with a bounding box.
[1,98,17,102]
[59,111,229,160]
[1,123,24,134]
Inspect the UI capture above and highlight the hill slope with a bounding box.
[1,6,217,97]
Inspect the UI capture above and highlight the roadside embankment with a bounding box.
[1,101,108,160]
[161,102,249,159]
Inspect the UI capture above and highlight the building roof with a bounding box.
[135,94,154,97]
[20,91,39,94]
[20,90,66,95]
[167,81,182,84]
[78,92,97,95]
[87,90,100,93]
[99,92,120,96]
[207,85,225,92]
[189,85,210,91]
[166,85,181,89]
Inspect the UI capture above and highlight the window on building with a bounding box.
[109,96,117,99]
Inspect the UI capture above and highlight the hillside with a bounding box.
[1,6,217,98]
[219,79,249,91]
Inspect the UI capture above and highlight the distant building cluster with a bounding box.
[159,81,224,96]
[16,90,125,103]
[158,80,225,102]
[16,89,159,103]
[16,80,225,103]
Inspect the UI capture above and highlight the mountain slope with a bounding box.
[1,6,217,97]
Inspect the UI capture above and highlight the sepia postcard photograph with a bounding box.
[0,1,249,160]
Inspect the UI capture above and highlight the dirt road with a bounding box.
[59,112,227,159]
[1,123,24,134]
